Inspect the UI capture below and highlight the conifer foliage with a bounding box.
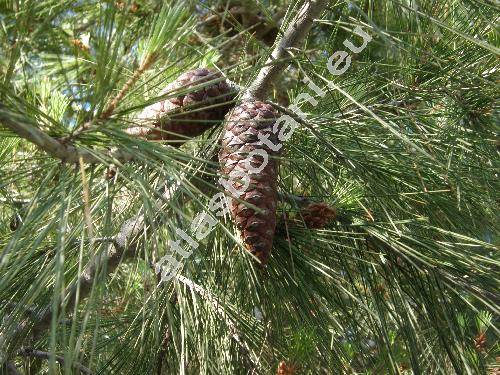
[0,0,498,374]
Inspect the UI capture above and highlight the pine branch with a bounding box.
[0,104,133,164]
[0,168,211,360]
[277,192,316,207]
[100,54,156,120]
[0,206,147,358]
[17,348,92,375]
[0,197,30,206]
[3,362,20,375]
[0,190,316,360]
[247,0,329,100]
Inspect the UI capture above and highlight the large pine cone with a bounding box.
[127,68,234,144]
[219,101,280,264]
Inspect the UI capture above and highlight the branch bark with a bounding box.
[3,362,21,375]
[247,0,329,100]
[0,216,143,359]
[0,169,209,360]
[100,54,156,120]
[0,104,133,164]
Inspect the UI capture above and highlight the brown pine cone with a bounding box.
[219,101,280,264]
[276,361,297,375]
[300,202,336,229]
[474,331,487,351]
[127,68,234,145]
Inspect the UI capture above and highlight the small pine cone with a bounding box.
[127,68,234,145]
[277,361,296,375]
[490,362,500,375]
[398,363,410,372]
[219,101,280,264]
[300,202,336,229]
[474,332,487,351]
[104,165,117,180]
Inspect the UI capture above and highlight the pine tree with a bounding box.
[0,0,498,374]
